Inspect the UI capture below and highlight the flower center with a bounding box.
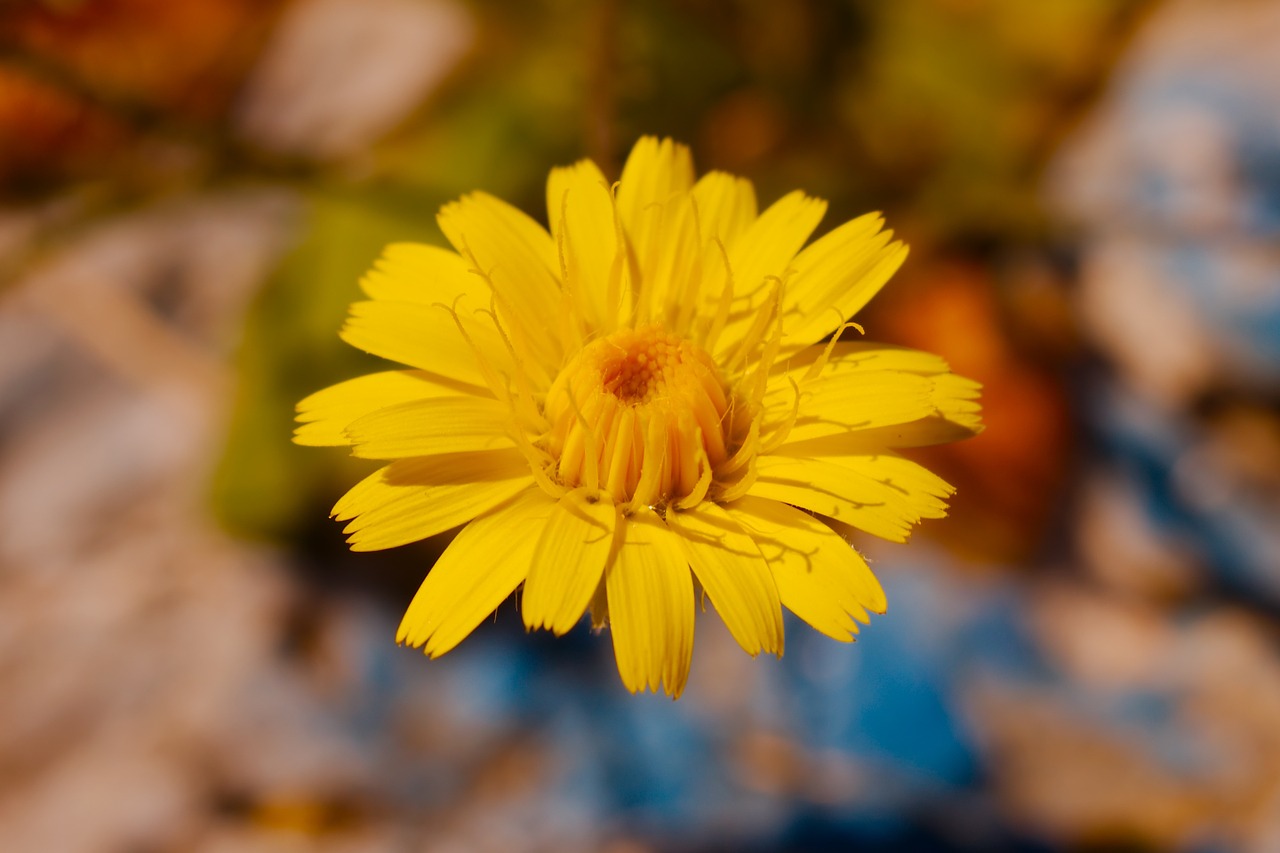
[544,324,731,507]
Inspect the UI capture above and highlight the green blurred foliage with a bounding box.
[212,188,441,539]
[842,0,1140,240]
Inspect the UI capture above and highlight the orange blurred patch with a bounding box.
[869,260,1074,564]
[0,68,126,191]
[700,89,786,172]
[0,0,283,191]
[0,0,280,118]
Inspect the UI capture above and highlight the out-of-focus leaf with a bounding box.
[211,188,443,540]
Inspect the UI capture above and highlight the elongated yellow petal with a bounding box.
[398,488,552,657]
[749,452,951,542]
[548,159,625,331]
[605,508,695,697]
[359,243,479,306]
[731,190,827,294]
[764,344,959,443]
[522,489,619,635]
[837,415,984,449]
[726,495,886,643]
[780,215,909,348]
[764,370,939,446]
[715,190,827,359]
[834,453,953,517]
[929,373,984,433]
[666,502,783,657]
[639,191,703,333]
[437,191,563,365]
[770,370,983,451]
[613,139,699,327]
[346,396,513,459]
[686,171,758,342]
[771,342,953,383]
[295,370,483,446]
[339,300,510,387]
[333,449,532,551]
[777,450,954,510]
[691,170,757,248]
[617,136,695,257]
[779,415,984,454]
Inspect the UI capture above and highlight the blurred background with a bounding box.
[1,0,1279,850]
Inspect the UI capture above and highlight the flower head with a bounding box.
[296,137,982,697]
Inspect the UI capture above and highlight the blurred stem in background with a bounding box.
[586,0,618,172]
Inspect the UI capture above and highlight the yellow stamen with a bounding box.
[803,321,865,384]
[759,376,802,453]
[674,429,712,510]
[479,301,550,433]
[438,298,509,405]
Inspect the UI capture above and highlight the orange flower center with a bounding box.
[544,325,732,507]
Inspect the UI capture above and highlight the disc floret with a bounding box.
[544,324,736,509]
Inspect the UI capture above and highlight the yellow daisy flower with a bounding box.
[296,136,982,698]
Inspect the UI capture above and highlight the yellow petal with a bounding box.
[637,191,703,334]
[295,370,482,447]
[749,453,951,543]
[339,300,509,387]
[359,242,478,306]
[764,344,959,440]
[666,502,784,657]
[522,488,619,635]
[615,138,699,327]
[845,415,984,449]
[691,170,757,248]
[547,159,625,331]
[771,369,983,451]
[715,190,827,359]
[332,449,532,551]
[617,136,695,251]
[780,215,909,348]
[684,171,758,341]
[731,190,827,292]
[346,395,514,458]
[780,415,983,454]
[726,495,886,643]
[771,342,954,383]
[605,508,695,697]
[832,453,954,515]
[765,370,939,446]
[437,191,563,365]
[614,137,696,317]
[929,373,984,433]
[397,488,552,657]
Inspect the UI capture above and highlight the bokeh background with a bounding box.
[2,0,1279,851]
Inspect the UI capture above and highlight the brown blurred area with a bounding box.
[0,0,284,196]
[2,1,1280,852]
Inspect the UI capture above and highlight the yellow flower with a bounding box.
[296,137,982,698]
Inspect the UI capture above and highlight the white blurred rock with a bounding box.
[1075,473,1201,600]
[1046,0,1280,402]
[236,0,473,160]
